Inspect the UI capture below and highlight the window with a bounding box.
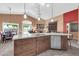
[3,23,19,35]
[22,20,32,34]
[70,23,78,32]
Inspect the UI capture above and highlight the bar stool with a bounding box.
[1,34,6,43]
[68,34,73,48]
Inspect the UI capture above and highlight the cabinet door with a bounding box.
[14,40,23,55]
[61,36,68,50]
[36,37,44,54]
[22,38,37,56]
[44,36,50,50]
[14,38,37,56]
[36,36,50,54]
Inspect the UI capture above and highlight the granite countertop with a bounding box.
[13,33,48,40]
[13,32,72,40]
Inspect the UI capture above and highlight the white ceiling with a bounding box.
[53,3,79,17]
[0,3,79,20]
[0,3,53,20]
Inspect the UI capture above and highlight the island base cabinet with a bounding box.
[36,36,50,54]
[14,38,37,56]
[14,36,50,56]
[61,36,68,50]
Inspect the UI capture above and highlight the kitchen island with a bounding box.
[13,33,72,56]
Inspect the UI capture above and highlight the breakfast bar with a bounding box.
[13,33,72,56]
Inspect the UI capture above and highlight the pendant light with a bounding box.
[8,7,13,28]
[8,7,11,16]
[51,18,54,22]
[51,4,54,22]
[38,4,41,21]
[24,3,27,19]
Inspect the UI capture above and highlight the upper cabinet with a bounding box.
[48,22,57,32]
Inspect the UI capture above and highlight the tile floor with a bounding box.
[0,40,13,56]
[0,40,79,56]
[38,47,79,56]
[38,40,79,56]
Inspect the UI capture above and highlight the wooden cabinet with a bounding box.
[14,38,37,56]
[48,22,57,32]
[36,24,45,33]
[61,36,68,50]
[14,35,68,56]
[36,36,50,54]
[14,36,50,56]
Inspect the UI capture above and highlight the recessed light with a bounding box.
[40,3,45,6]
[46,4,50,7]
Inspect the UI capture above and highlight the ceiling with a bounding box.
[53,3,79,17]
[0,3,79,20]
[0,3,53,20]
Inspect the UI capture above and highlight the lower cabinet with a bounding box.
[36,36,50,54]
[14,36,50,56]
[14,38,37,56]
[61,36,68,50]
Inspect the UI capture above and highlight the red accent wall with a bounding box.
[63,9,78,32]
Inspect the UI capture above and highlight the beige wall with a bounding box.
[53,15,64,32]
[0,14,46,33]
